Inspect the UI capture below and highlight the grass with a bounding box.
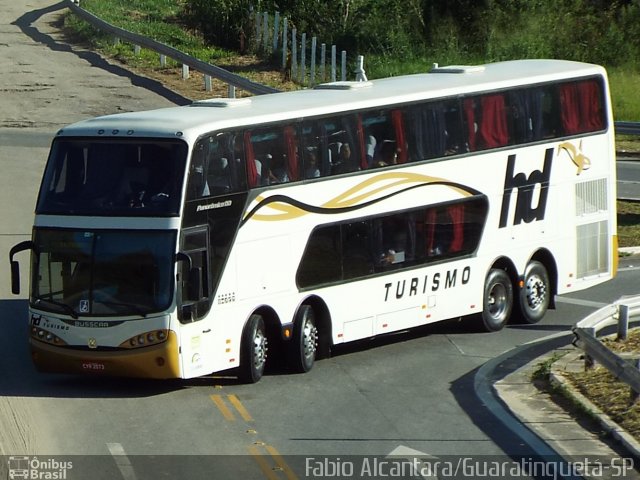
[562,329,640,442]
[66,0,640,124]
[618,201,640,249]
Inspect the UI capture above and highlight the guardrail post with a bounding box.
[631,357,640,404]
[583,327,596,370]
[618,304,630,341]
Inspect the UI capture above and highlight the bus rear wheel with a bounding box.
[239,314,268,383]
[288,304,318,373]
[516,261,550,324]
[481,269,513,332]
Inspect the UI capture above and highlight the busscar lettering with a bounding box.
[384,266,471,301]
[499,148,553,228]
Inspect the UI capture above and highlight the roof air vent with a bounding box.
[190,98,252,108]
[429,63,485,74]
[314,81,373,91]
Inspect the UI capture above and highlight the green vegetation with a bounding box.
[618,201,640,248]
[67,0,640,124]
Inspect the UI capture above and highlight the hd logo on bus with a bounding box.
[499,148,553,228]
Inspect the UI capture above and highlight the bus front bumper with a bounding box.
[30,331,181,379]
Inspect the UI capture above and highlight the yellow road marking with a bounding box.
[265,445,298,480]
[249,445,281,480]
[228,394,254,422]
[210,394,235,421]
[249,444,298,480]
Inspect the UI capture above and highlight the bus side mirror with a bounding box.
[11,261,21,295]
[9,240,35,296]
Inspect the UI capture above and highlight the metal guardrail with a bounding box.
[65,0,280,96]
[616,121,640,136]
[572,295,640,397]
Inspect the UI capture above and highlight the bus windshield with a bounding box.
[31,229,177,317]
[36,138,187,216]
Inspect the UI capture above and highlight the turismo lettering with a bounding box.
[383,266,471,302]
[499,148,552,228]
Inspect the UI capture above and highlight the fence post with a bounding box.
[282,18,288,69]
[262,12,269,53]
[618,304,630,341]
[291,29,298,81]
[273,12,280,52]
[320,43,326,82]
[310,37,317,86]
[300,33,306,84]
[255,10,261,48]
[341,51,347,81]
[331,45,337,82]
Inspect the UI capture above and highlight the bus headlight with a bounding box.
[119,330,170,349]
[31,326,67,346]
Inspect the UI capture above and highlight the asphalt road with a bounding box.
[2,3,640,480]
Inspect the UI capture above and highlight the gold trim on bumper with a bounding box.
[30,331,181,379]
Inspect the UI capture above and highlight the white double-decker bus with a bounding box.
[10,59,616,383]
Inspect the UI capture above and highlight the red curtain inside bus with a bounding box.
[478,95,508,149]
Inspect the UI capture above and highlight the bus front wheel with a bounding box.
[517,261,550,324]
[481,269,513,332]
[288,304,318,373]
[239,314,268,383]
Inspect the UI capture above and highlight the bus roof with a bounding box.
[57,59,606,142]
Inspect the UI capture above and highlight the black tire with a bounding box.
[288,304,318,373]
[481,269,513,332]
[239,314,268,383]
[516,261,550,324]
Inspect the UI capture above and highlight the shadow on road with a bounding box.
[11,2,190,106]
[0,299,186,399]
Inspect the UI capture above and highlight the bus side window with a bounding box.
[297,225,341,288]
[342,221,375,278]
[443,100,466,155]
[179,227,211,323]
[205,132,247,195]
[405,102,447,161]
[476,94,509,149]
[187,139,210,199]
[320,115,361,175]
[559,79,604,135]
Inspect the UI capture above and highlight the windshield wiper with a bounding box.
[34,296,79,319]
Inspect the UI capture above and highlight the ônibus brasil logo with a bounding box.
[7,456,73,480]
